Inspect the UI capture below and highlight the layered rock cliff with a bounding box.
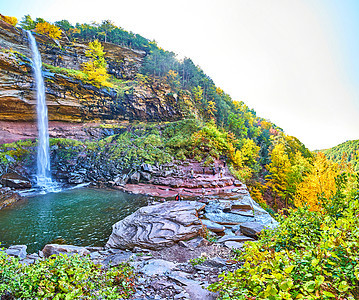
[0,20,189,143]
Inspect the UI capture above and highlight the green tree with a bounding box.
[19,14,35,30]
[98,20,116,42]
[54,20,73,32]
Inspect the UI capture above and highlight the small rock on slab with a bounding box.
[167,274,200,286]
[201,257,227,268]
[140,259,176,276]
[5,245,27,259]
[42,244,90,258]
[184,283,218,300]
[102,251,134,266]
[185,236,208,249]
[201,219,225,233]
[239,221,265,238]
[224,241,244,249]
[217,235,254,243]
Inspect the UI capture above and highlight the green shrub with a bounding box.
[189,255,207,266]
[209,196,359,299]
[0,251,136,299]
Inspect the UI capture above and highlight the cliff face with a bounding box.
[0,20,186,142]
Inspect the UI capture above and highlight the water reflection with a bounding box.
[0,188,147,253]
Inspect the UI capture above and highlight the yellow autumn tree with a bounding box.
[35,21,62,39]
[294,152,339,211]
[1,15,18,26]
[192,86,203,104]
[166,70,180,90]
[82,40,112,88]
[230,138,260,181]
[266,143,292,205]
[207,100,217,119]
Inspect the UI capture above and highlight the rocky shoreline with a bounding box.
[1,189,277,299]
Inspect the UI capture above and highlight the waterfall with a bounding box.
[27,31,54,190]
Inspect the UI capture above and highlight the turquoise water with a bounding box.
[0,188,147,253]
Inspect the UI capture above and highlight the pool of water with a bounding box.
[0,187,147,253]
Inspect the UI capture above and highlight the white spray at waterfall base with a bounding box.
[27,31,58,192]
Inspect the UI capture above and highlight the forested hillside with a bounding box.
[323,140,359,172]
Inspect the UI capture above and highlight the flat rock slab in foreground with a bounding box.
[106,201,205,250]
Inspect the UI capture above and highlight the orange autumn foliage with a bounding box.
[35,21,62,39]
[1,15,18,26]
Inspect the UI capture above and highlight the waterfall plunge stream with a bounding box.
[27,31,57,192]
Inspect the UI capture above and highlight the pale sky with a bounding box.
[1,0,359,150]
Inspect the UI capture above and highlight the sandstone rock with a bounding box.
[141,163,153,173]
[42,244,90,257]
[106,201,204,250]
[1,172,31,189]
[114,174,129,186]
[223,241,244,249]
[130,171,140,184]
[201,257,227,268]
[140,259,176,276]
[201,219,225,233]
[5,245,27,259]
[0,187,22,209]
[167,273,199,286]
[140,171,151,181]
[239,222,266,238]
[68,173,84,184]
[205,211,253,225]
[217,235,254,243]
[102,251,134,266]
[184,283,218,300]
[233,180,242,186]
[205,193,278,229]
[185,236,208,249]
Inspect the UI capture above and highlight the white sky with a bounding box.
[1,0,359,150]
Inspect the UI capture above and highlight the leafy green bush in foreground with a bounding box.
[0,252,136,299]
[209,175,359,299]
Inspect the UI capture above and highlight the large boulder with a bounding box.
[106,201,205,250]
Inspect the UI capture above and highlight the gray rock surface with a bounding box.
[106,201,204,250]
[1,172,31,189]
[184,283,218,300]
[217,235,254,243]
[102,251,134,266]
[205,192,278,229]
[140,259,176,276]
[42,244,90,257]
[5,245,27,259]
[223,241,244,249]
[201,219,225,233]
[239,221,266,238]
